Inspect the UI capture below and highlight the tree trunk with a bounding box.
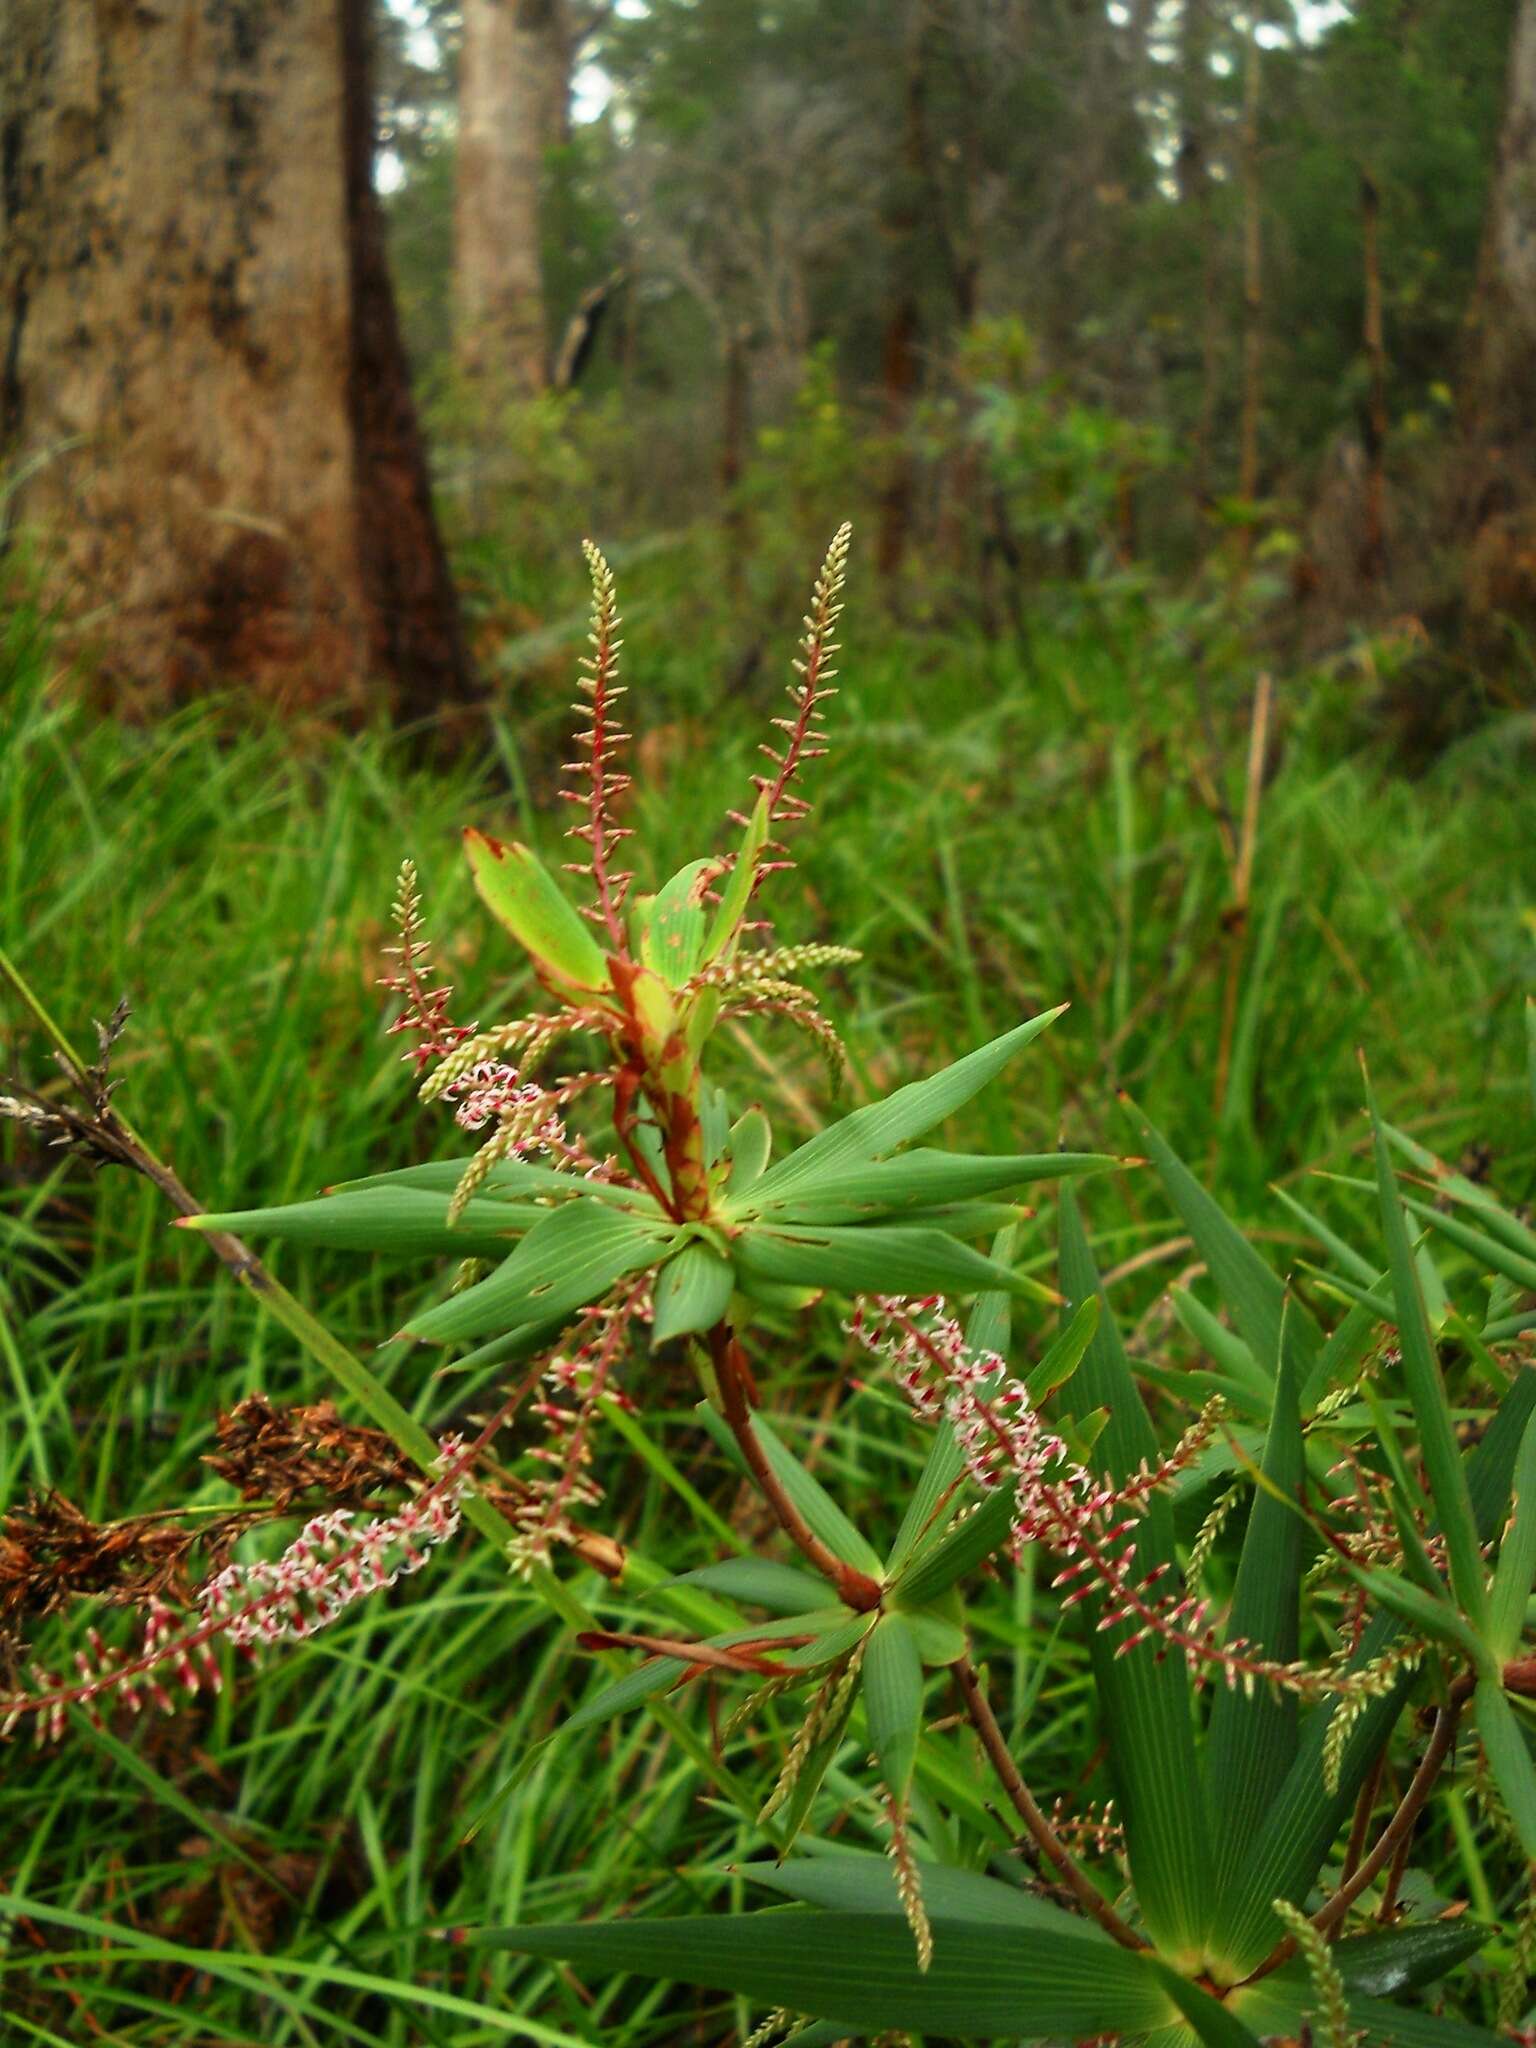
[1236,21,1264,546]
[1359,169,1389,584]
[454,0,571,394]
[874,2,930,587]
[0,0,471,717]
[1460,0,1536,606]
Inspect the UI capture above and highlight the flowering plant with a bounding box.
[4,532,1534,2044]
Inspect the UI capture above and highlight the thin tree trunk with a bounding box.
[1359,169,1388,583]
[1178,0,1221,511]
[719,322,752,598]
[454,0,570,395]
[875,3,929,586]
[0,0,471,715]
[1459,0,1536,608]
[1237,21,1264,543]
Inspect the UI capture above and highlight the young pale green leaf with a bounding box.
[884,1231,1016,1577]
[737,1149,1114,1223]
[670,1558,836,1614]
[464,1909,1177,2037]
[1367,1076,1489,1629]
[1476,1677,1536,1861]
[1123,1100,1323,1386]
[696,1405,885,1576]
[701,793,769,966]
[742,1847,1104,1938]
[404,1202,676,1344]
[862,1614,923,1803]
[749,1010,1066,1203]
[733,1222,1030,1300]
[890,1484,1015,1606]
[637,857,714,987]
[724,1106,773,1192]
[1489,1408,1536,1660]
[1025,1293,1099,1405]
[651,1242,735,1344]
[463,828,611,992]
[182,1189,534,1256]
[1206,1334,1305,1915]
[1058,1187,1213,1967]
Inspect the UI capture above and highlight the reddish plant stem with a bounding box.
[709,1325,882,1613]
[1244,1676,1472,1983]
[953,1651,1147,1952]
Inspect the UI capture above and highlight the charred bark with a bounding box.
[0,0,472,714]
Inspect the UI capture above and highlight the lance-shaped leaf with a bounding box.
[1367,1071,1488,1629]
[1057,1187,1213,1967]
[724,1106,773,1193]
[701,793,769,966]
[749,1009,1066,1204]
[332,1157,664,1214]
[891,1484,1016,1606]
[697,1405,885,1576]
[651,1241,735,1345]
[743,1847,1106,1938]
[636,857,713,988]
[1123,1099,1323,1387]
[862,1613,923,1804]
[1235,1965,1503,2046]
[1407,1194,1536,1296]
[737,1149,1114,1224]
[464,828,612,993]
[1476,1677,1536,1861]
[1210,1363,1536,1978]
[670,1559,835,1613]
[463,1909,1178,2037]
[1206,1332,1305,1914]
[1490,1408,1536,1661]
[884,1232,1016,1577]
[404,1201,676,1344]
[1327,1919,1494,1996]
[733,1222,1031,1300]
[181,1188,536,1256]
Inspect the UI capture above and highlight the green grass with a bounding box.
[1,556,1533,2043]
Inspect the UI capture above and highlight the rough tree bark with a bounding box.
[454,0,572,394]
[0,0,472,716]
[1460,0,1536,610]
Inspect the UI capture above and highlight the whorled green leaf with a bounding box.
[650,1241,735,1344]
[1206,1332,1305,1916]
[1476,1677,1536,1862]
[735,1148,1114,1224]
[1235,1966,1503,2047]
[884,1232,1016,1578]
[463,1908,1177,2037]
[862,1613,924,1803]
[1058,1187,1213,1968]
[749,1010,1066,1205]
[1367,1073,1489,1629]
[330,1157,664,1214]
[405,1201,677,1345]
[701,793,769,967]
[733,1222,1030,1300]
[1123,1099,1323,1387]
[670,1558,835,1614]
[741,1846,1105,1937]
[1329,1918,1494,1997]
[182,1188,535,1256]
[890,1483,1015,1607]
[1490,1407,1536,1660]
[696,1405,885,1576]
[463,828,611,993]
